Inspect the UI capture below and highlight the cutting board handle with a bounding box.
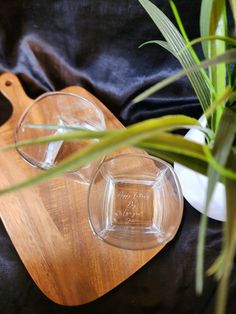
[0,73,32,117]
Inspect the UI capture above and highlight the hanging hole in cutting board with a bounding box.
[0,92,13,126]
[5,80,13,87]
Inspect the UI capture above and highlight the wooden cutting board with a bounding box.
[0,72,173,306]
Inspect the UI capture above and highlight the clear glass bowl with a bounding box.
[15,92,106,184]
[88,153,183,250]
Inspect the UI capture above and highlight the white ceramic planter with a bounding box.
[174,117,226,222]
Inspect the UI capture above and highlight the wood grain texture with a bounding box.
[0,73,179,306]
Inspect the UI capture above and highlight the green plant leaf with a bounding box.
[139,40,177,57]
[186,35,236,51]
[0,115,199,195]
[196,210,208,294]
[0,129,110,152]
[133,49,236,104]
[209,1,227,131]
[206,107,236,209]
[214,156,236,314]
[169,0,188,43]
[169,0,206,68]
[182,0,227,131]
[138,0,210,113]
[229,0,236,27]
[196,107,236,295]
[203,146,236,180]
[204,86,233,119]
[196,106,236,295]
[141,147,208,176]
[1,116,199,152]
[137,132,207,161]
[200,0,214,57]
[24,124,106,131]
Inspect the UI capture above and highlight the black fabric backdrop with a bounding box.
[0,1,235,313]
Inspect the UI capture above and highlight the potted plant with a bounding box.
[134,1,236,313]
[0,0,236,313]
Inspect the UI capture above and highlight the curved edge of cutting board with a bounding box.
[0,72,178,306]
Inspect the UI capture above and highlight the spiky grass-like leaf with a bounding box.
[138,0,210,113]
[0,115,199,195]
[133,49,236,104]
